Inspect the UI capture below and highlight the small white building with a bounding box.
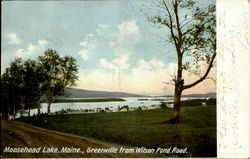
[149,105,161,110]
[119,108,128,112]
[129,107,136,111]
[202,102,207,106]
[141,106,148,110]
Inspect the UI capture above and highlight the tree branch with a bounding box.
[162,0,178,47]
[173,0,182,47]
[163,82,175,86]
[180,18,195,29]
[157,34,175,44]
[205,77,216,83]
[182,51,216,90]
[182,19,211,36]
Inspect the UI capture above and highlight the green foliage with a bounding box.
[1,49,78,118]
[38,49,78,113]
[148,0,216,77]
[207,98,216,105]
[181,99,206,106]
[1,58,44,118]
[181,98,216,106]
[118,105,129,111]
[159,101,167,109]
[146,0,216,121]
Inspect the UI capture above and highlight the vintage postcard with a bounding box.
[1,0,249,158]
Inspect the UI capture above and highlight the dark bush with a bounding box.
[207,98,216,105]
[181,99,206,106]
[160,102,167,108]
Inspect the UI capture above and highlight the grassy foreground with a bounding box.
[18,105,216,157]
[2,120,147,158]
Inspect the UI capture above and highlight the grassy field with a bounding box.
[18,105,216,157]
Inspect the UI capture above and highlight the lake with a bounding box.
[26,97,167,116]
[19,96,205,117]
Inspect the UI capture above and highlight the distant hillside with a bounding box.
[60,88,143,98]
[182,92,216,98]
[59,88,216,99]
[162,92,216,98]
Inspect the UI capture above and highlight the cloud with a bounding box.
[75,21,215,94]
[137,59,165,71]
[6,33,21,45]
[75,58,167,94]
[100,56,129,71]
[79,34,93,47]
[75,57,215,94]
[15,40,49,58]
[79,49,89,60]
[37,39,49,46]
[110,20,140,56]
[126,59,168,93]
[95,24,108,36]
[117,20,139,36]
[78,34,95,60]
[98,24,108,28]
[99,59,114,70]
[95,29,101,36]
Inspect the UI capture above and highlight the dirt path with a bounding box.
[1,120,149,158]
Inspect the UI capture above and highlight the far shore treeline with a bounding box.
[1,49,78,119]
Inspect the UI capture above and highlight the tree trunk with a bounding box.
[172,90,182,123]
[38,107,41,115]
[13,96,16,119]
[28,108,31,117]
[47,101,51,115]
[7,106,10,120]
[167,81,183,124]
[37,100,41,115]
[20,97,24,117]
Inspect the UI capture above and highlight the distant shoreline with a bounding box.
[53,98,126,103]
[61,88,216,98]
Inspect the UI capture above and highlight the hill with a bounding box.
[60,88,216,99]
[162,92,216,98]
[60,87,143,98]
[182,92,216,98]
[1,120,147,158]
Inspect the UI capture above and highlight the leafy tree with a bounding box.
[22,59,45,116]
[1,58,44,119]
[2,74,16,119]
[2,58,25,118]
[148,0,216,123]
[38,49,78,114]
[207,98,216,105]
[1,49,78,118]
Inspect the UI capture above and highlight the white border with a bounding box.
[217,0,250,158]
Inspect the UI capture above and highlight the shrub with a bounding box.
[207,98,216,105]
[181,99,206,106]
[160,102,167,109]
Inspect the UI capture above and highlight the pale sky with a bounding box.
[1,0,215,95]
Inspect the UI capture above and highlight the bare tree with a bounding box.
[149,0,216,123]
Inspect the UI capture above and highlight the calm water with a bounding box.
[20,96,204,117]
